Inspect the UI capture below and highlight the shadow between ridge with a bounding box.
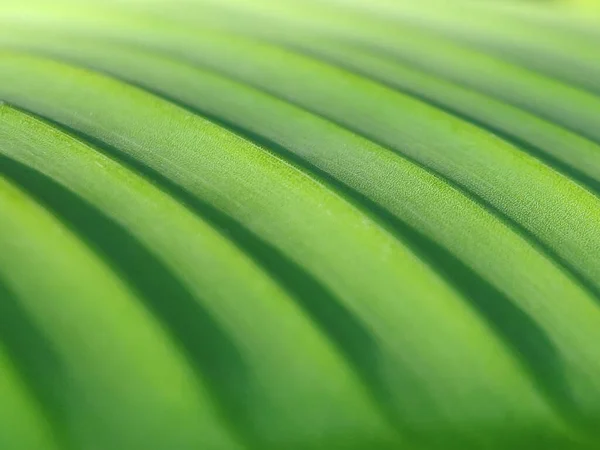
[0,278,70,448]
[195,38,600,306]
[296,40,600,197]
[79,77,584,440]
[0,155,257,447]
[8,56,590,441]
[169,97,582,438]
[0,124,400,450]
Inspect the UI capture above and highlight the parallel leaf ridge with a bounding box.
[0,1,599,449]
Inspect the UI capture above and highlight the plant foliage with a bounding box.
[0,0,599,449]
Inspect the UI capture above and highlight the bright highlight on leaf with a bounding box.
[0,0,599,449]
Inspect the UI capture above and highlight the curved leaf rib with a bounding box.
[150,0,600,144]
[4,20,600,199]
[0,172,244,450]
[1,1,600,448]
[38,0,600,194]
[142,26,600,298]
[0,54,583,449]
[316,0,600,97]
[3,30,600,434]
[176,17,600,196]
[2,10,600,303]
[0,106,407,450]
[0,340,59,450]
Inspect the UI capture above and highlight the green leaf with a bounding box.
[0,1,599,449]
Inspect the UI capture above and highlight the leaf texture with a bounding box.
[0,1,599,449]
